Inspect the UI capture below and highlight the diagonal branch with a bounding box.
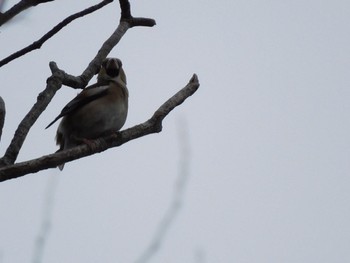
[0,0,54,26]
[0,74,200,182]
[0,0,113,68]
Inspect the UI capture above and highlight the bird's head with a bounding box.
[97,58,127,85]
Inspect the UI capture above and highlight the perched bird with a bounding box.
[46,58,129,170]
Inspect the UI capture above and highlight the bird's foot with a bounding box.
[70,135,97,150]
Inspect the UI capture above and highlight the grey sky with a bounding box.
[0,0,350,262]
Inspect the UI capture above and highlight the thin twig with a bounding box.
[0,96,5,143]
[134,117,192,263]
[0,74,199,181]
[0,0,113,68]
[0,0,54,26]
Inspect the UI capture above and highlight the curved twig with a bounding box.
[0,74,200,181]
[0,0,113,68]
[0,0,54,26]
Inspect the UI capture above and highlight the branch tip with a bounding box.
[49,61,59,73]
[129,17,156,27]
[190,74,199,84]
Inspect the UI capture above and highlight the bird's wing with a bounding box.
[45,83,109,129]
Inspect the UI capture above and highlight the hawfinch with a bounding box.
[46,58,129,170]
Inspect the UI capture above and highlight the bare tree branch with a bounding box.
[0,0,156,167]
[0,74,199,181]
[0,96,5,143]
[0,0,54,26]
[119,0,131,19]
[118,0,156,27]
[134,117,192,263]
[0,0,113,68]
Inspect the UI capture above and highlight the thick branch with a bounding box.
[0,75,200,181]
[0,0,113,68]
[0,96,5,143]
[0,0,54,26]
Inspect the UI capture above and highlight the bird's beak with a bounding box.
[106,59,120,77]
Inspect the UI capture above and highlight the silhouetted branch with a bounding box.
[0,0,113,68]
[0,74,199,181]
[0,0,54,26]
[0,96,5,143]
[134,118,192,263]
[119,0,131,19]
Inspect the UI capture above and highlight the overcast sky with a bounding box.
[1,0,350,262]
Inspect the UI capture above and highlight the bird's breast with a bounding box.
[59,86,128,140]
